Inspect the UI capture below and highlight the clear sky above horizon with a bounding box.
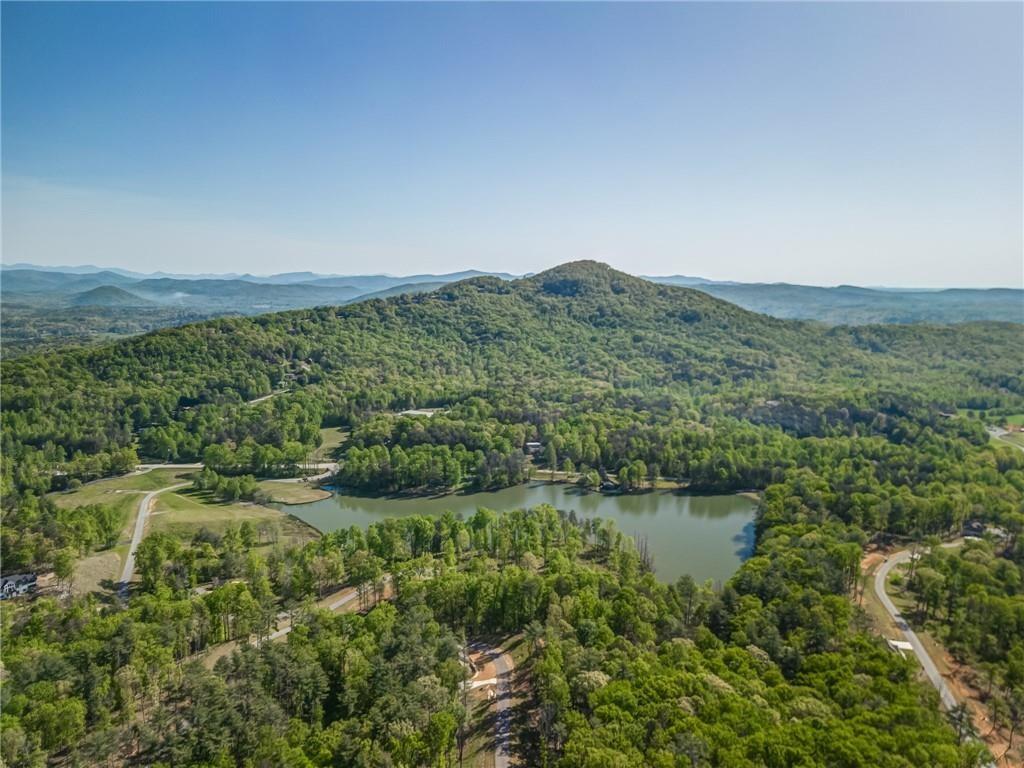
[2,2,1021,287]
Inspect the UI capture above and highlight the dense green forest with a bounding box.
[900,537,1024,748]
[4,265,1020,356]
[3,262,1020,496]
[0,302,236,357]
[0,508,994,767]
[2,262,1023,766]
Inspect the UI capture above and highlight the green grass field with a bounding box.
[961,408,1024,428]
[51,468,194,522]
[998,432,1024,448]
[149,488,317,544]
[55,469,195,595]
[69,478,319,595]
[257,480,332,504]
[310,426,349,461]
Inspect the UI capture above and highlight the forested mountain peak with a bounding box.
[425,260,742,331]
[526,259,656,298]
[69,285,154,307]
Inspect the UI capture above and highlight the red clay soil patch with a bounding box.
[469,649,500,685]
[941,650,1020,766]
[860,540,899,572]
[860,551,886,572]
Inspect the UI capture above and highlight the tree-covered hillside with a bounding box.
[5,264,1020,358]
[2,261,1022,766]
[3,261,1020,493]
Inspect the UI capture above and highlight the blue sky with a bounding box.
[2,2,1021,286]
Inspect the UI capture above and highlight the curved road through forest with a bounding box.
[874,547,958,710]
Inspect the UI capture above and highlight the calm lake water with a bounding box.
[284,482,757,584]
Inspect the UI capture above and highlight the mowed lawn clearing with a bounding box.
[51,469,197,595]
[149,487,317,545]
[999,431,1024,448]
[258,480,332,504]
[50,468,195,528]
[310,426,348,461]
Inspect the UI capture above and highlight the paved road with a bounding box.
[987,426,1024,454]
[118,482,191,596]
[131,462,204,475]
[271,463,338,483]
[116,461,337,598]
[246,390,286,406]
[469,641,515,768]
[874,547,958,710]
[199,578,390,669]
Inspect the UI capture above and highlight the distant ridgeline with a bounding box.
[3,260,1021,495]
[1,262,1020,355]
[1,261,1022,766]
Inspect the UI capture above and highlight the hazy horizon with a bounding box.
[3,2,1022,288]
[5,257,1023,292]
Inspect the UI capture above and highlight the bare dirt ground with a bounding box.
[464,649,499,768]
[940,649,1020,766]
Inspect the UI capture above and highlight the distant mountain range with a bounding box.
[648,276,1024,325]
[69,285,158,308]
[1,262,519,286]
[1,263,1020,357]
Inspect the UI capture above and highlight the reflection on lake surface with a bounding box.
[284,482,757,584]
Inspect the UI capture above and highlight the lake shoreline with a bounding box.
[282,481,758,584]
[317,478,763,503]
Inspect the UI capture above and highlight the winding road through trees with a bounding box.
[873,546,959,710]
[988,426,1024,454]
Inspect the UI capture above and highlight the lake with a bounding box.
[283,482,757,584]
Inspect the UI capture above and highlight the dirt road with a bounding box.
[468,641,515,768]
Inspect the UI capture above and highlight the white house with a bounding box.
[0,573,37,600]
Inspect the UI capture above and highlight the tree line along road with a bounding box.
[872,544,962,711]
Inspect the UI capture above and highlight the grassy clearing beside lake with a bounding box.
[258,480,332,504]
[992,431,1024,449]
[149,488,317,544]
[1001,432,1024,447]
